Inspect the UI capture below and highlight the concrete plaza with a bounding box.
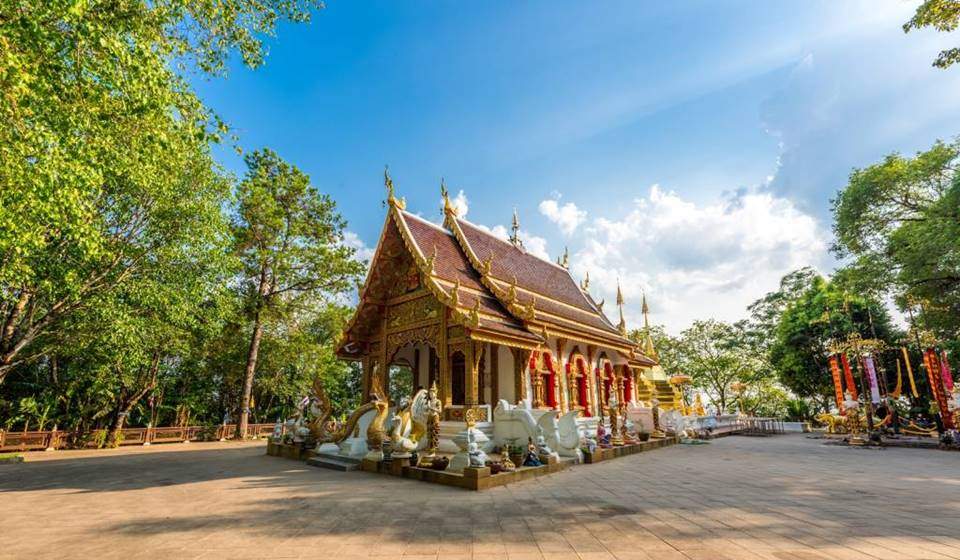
[2,434,959,560]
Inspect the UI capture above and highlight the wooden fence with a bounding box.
[0,423,276,452]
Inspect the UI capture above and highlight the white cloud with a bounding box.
[538,197,587,236]
[450,189,470,217]
[475,224,551,261]
[342,230,375,265]
[571,185,828,333]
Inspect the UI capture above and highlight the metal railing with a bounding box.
[737,416,785,436]
[0,423,276,452]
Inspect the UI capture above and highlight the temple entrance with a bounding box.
[451,351,465,405]
[388,362,414,405]
[386,341,438,405]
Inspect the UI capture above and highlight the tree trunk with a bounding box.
[237,306,265,439]
[105,408,128,448]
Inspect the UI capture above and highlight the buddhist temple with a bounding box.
[335,173,673,425]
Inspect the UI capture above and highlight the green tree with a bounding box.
[904,0,960,69]
[232,149,364,437]
[668,320,764,414]
[832,140,960,342]
[768,275,899,409]
[0,0,322,383]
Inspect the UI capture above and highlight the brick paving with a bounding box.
[2,435,959,560]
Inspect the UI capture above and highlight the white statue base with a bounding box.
[447,425,489,473]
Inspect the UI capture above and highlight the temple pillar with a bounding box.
[512,348,530,403]
[465,340,483,406]
[556,338,568,413]
[490,343,499,404]
[586,345,597,416]
[439,309,451,406]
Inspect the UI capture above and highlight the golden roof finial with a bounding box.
[581,270,590,291]
[450,278,461,307]
[616,278,627,335]
[441,177,456,217]
[507,274,518,303]
[470,299,481,327]
[558,246,569,269]
[384,165,405,210]
[509,207,523,249]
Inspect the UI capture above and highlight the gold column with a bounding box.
[379,315,389,401]
[586,345,597,416]
[439,308,451,406]
[465,340,482,407]
[490,343,499,404]
[512,348,530,403]
[556,338,568,413]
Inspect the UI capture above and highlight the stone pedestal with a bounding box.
[389,457,410,476]
[539,453,558,466]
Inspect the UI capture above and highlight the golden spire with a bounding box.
[642,291,650,330]
[616,279,627,335]
[441,178,456,217]
[580,270,590,291]
[641,291,659,361]
[557,246,569,269]
[509,207,523,248]
[384,165,405,210]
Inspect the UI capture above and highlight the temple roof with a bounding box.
[398,211,542,345]
[338,187,655,366]
[452,217,643,353]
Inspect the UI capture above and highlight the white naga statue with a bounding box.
[389,389,429,459]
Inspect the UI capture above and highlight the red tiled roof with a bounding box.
[455,218,637,348]
[399,211,541,344]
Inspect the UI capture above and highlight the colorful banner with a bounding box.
[901,347,919,398]
[829,354,845,413]
[941,350,954,392]
[863,355,881,404]
[891,357,902,399]
[924,349,954,430]
[840,353,858,400]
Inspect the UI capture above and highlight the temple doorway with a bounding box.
[451,351,465,405]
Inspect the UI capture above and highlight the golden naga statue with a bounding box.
[308,377,375,443]
[365,372,390,457]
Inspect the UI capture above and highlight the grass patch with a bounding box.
[0,452,25,463]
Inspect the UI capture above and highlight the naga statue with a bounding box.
[307,377,376,444]
[364,372,390,461]
[389,389,429,458]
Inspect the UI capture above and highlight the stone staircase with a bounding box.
[307,453,362,472]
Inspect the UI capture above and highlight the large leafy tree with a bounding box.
[904,0,960,69]
[232,149,364,437]
[768,275,899,409]
[0,0,322,383]
[667,320,764,414]
[832,140,960,343]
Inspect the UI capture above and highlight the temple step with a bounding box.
[307,453,362,472]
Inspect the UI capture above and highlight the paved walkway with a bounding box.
[2,435,959,560]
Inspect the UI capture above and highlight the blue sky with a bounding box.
[195,1,960,332]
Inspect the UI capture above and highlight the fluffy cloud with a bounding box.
[446,189,470,217]
[476,224,551,261]
[539,196,587,236]
[570,185,827,332]
[342,230,375,265]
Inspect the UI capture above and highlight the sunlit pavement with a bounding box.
[2,435,959,560]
